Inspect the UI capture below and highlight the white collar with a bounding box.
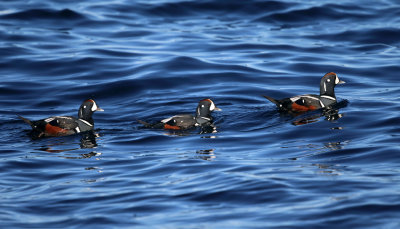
[78,119,93,126]
[320,95,336,100]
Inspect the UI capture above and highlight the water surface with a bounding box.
[1,0,400,228]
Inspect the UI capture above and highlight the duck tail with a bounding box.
[137,119,152,128]
[18,115,33,127]
[263,95,281,107]
[137,119,166,129]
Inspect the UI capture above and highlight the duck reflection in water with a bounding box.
[291,100,348,126]
[36,131,101,158]
[293,141,350,176]
[80,131,99,148]
[158,123,218,136]
[196,149,216,161]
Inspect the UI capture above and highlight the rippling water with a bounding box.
[1,0,400,228]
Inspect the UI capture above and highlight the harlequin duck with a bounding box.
[263,72,345,113]
[18,99,103,139]
[138,99,221,130]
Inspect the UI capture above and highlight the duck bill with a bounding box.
[96,107,104,112]
[214,106,222,111]
[337,80,346,85]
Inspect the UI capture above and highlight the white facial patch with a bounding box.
[209,101,215,111]
[327,79,330,82]
[91,102,98,112]
[335,76,340,84]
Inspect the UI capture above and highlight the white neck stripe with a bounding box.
[320,95,336,100]
[79,119,93,126]
[198,117,211,121]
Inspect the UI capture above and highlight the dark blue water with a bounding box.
[1,0,400,228]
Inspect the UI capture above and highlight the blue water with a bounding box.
[1,0,400,228]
